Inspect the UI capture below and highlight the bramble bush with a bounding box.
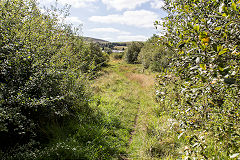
[155,0,240,158]
[0,0,108,154]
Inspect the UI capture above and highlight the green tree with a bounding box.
[89,42,109,70]
[103,47,112,55]
[155,0,240,158]
[125,42,144,64]
[138,35,173,71]
[0,0,101,151]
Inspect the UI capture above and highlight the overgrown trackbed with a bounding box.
[92,59,158,159]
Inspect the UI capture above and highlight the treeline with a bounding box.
[0,0,111,159]
[100,42,127,49]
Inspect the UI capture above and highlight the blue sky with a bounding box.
[38,0,167,42]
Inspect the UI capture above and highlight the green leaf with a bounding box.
[191,41,197,47]
[200,64,206,70]
[215,27,222,30]
[217,45,222,52]
[218,66,224,71]
[231,2,237,11]
[218,48,228,55]
[178,51,184,54]
[193,24,200,32]
[179,34,183,39]
[168,41,173,47]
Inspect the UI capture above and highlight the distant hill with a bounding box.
[83,37,146,51]
[83,37,109,43]
[83,37,144,44]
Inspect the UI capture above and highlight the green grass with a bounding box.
[4,58,186,160]
[90,58,187,159]
[92,59,161,159]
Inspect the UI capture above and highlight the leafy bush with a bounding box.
[125,42,144,64]
[112,52,124,60]
[0,0,107,153]
[88,42,109,72]
[103,47,113,55]
[138,35,173,72]
[154,0,240,158]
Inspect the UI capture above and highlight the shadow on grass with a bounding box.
[2,100,128,160]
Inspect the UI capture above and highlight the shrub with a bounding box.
[138,35,173,72]
[103,47,113,55]
[88,42,109,72]
[0,0,98,151]
[155,0,240,158]
[125,42,144,64]
[112,52,124,60]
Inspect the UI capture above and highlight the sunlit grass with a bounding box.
[91,58,161,159]
[5,58,191,160]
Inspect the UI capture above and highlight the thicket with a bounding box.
[0,0,109,158]
[138,35,173,72]
[125,42,144,64]
[87,42,109,74]
[154,0,240,158]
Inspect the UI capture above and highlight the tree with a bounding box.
[0,0,102,151]
[138,35,173,71]
[155,0,240,158]
[125,42,144,64]
[104,47,113,55]
[88,42,109,72]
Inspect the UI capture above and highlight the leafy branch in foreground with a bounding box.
[154,0,240,159]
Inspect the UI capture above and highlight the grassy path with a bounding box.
[92,59,158,159]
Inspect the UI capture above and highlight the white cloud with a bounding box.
[38,0,165,10]
[101,0,165,10]
[150,0,165,9]
[101,0,150,10]
[97,37,114,41]
[38,0,97,8]
[89,10,158,28]
[89,27,120,33]
[65,16,83,24]
[117,35,148,41]
[89,28,130,35]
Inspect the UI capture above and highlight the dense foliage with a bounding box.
[138,35,173,72]
[154,0,240,158]
[111,52,124,60]
[0,0,108,156]
[87,42,109,75]
[125,42,144,64]
[100,42,127,50]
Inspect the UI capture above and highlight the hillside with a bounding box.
[83,37,109,43]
